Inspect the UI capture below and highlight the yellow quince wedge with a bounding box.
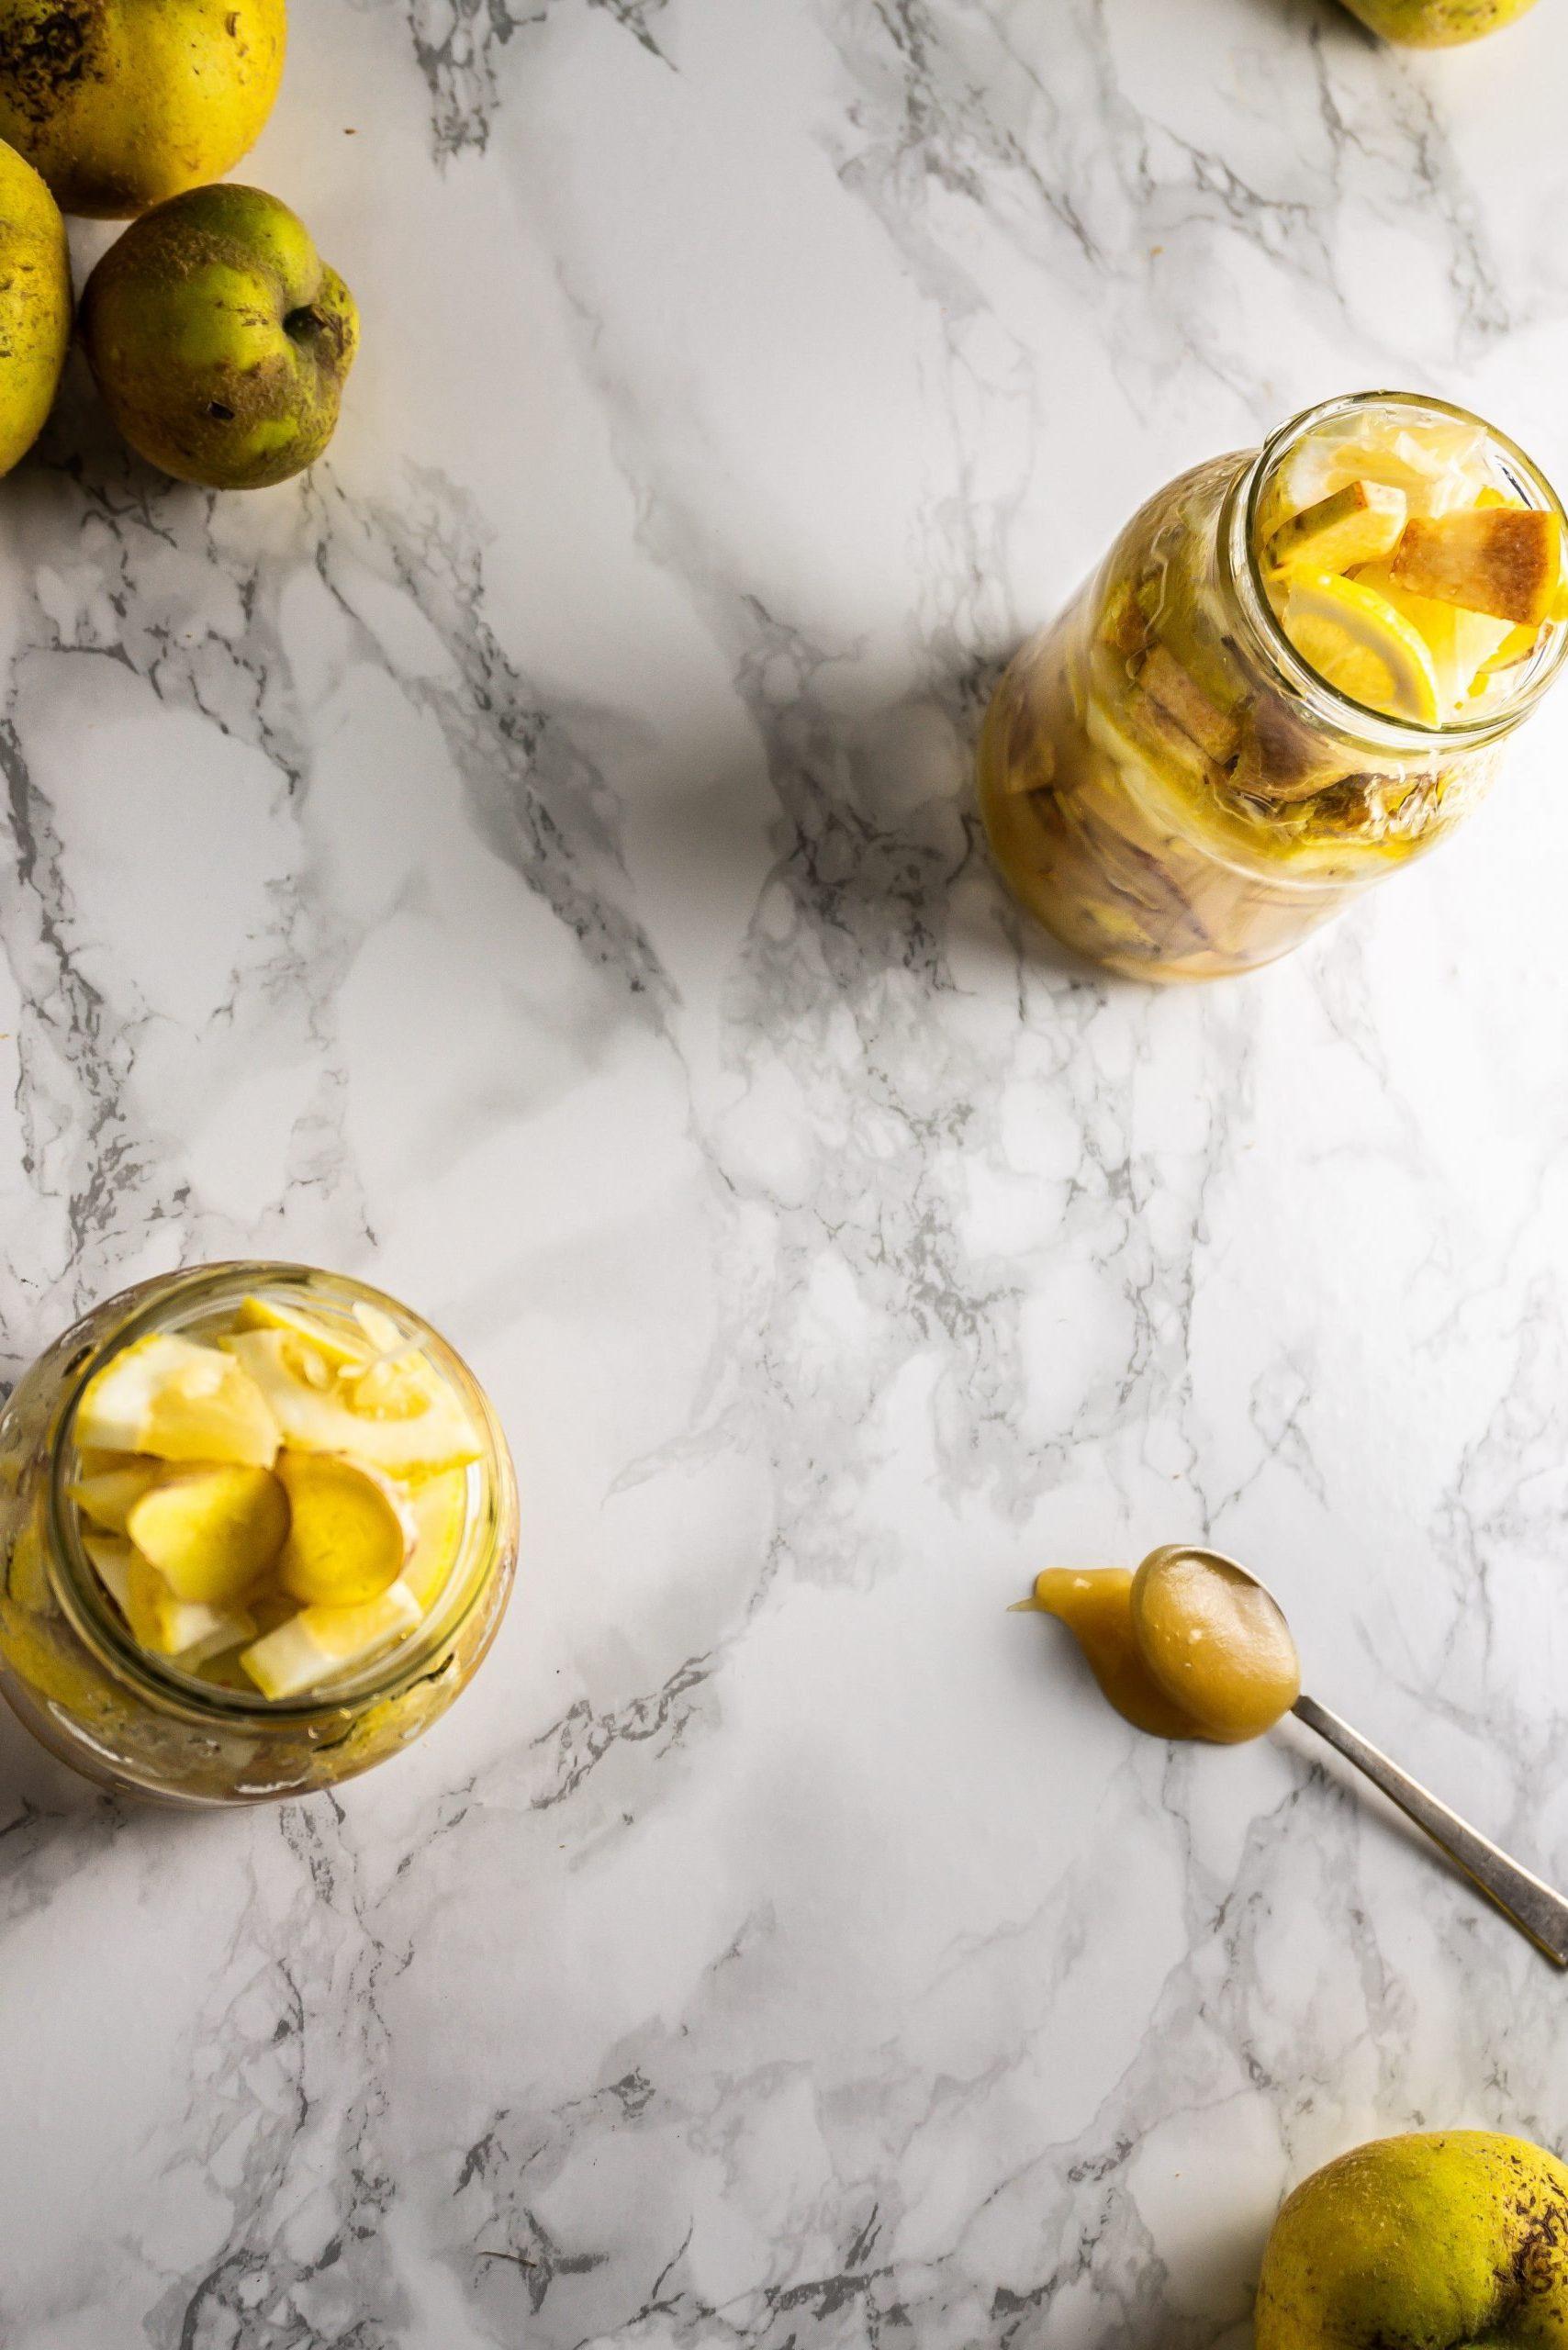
[239,1581,422,1702]
[402,1467,471,1613]
[85,1533,255,1663]
[234,1293,372,1371]
[1265,480,1408,576]
[70,1455,163,1535]
[125,1463,288,1606]
[77,1334,280,1468]
[275,1451,411,1607]
[220,1329,482,1475]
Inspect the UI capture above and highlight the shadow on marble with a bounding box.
[753,637,1154,1004]
[1091,2271,1259,2350]
[0,1681,120,1835]
[0,1687,277,1869]
[1273,1708,1566,1942]
[1243,0,1373,38]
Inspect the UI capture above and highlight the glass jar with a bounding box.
[979,393,1568,980]
[0,1262,519,1806]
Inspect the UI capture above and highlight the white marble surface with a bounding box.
[4,0,1568,2340]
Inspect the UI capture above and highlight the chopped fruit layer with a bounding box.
[1260,412,1566,722]
[72,1292,482,1699]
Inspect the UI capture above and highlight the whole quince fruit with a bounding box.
[1255,2130,1568,2347]
[81,184,357,490]
[0,0,286,218]
[0,139,71,475]
[1338,0,1538,40]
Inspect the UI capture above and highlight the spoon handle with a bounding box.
[1293,1692,1568,1967]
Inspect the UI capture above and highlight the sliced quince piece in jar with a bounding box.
[234,1293,372,1371]
[220,1330,483,1475]
[125,1463,289,1606]
[70,1455,164,1535]
[1277,419,1491,523]
[77,1334,280,1469]
[1353,562,1514,711]
[1264,480,1406,577]
[1098,578,1150,665]
[1479,620,1545,675]
[88,1536,256,1663]
[80,1531,134,1614]
[239,1580,423,1701]
[1112,674,1229,799]
[276,1450,412,1606]
[402,1467,470,1613]
[1137,644,1241,764]
[1391,507,1562,626]
[1279,571,1441,723]
[1231,695,1353,806]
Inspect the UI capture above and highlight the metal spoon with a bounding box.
[1182,1547,1568,1968]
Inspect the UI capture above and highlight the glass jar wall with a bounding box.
[0,1263,518,1806]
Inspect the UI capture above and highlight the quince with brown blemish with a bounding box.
[0,0,286,218]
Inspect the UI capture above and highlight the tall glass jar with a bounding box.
[0,1262,519,1806]
[979,393,1568,980]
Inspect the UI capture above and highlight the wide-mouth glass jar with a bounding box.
[0,1262,518,1805]
[979,392,1568,980]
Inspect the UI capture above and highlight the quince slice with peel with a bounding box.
[86,1534,256,1662]
[276,1450,412,1606]
[239,1580,422,1700]
[126,1463,288,1605]
[1391,508,1562,627]
[1280,572,1441,722]
[71,1457,163,1535]
[1265,480,1407,576]
[77,1335,280,1469]
[220,1329,482,1474]
[402,1467,469,1613]
[235,1294,372,1371]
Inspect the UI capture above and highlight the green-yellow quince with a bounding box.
[0,0,286,218]
[1338,0,1540,41]
[1255,2130,1568,2347]
[0,138,71,476]
[81,184,357,490]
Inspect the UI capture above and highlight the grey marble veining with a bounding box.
[5,1,1568,2342]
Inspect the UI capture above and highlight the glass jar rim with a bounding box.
[1226,390,1568,753]
[45,1260,516,1729]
